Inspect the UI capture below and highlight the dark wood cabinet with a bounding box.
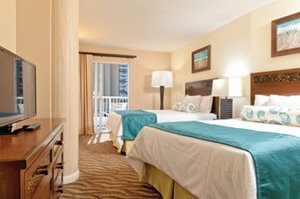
[0,119,64,199]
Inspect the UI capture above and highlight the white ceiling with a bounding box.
[79,0,276,52]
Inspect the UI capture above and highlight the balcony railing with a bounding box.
[16,97,24,113]
[93,96,128,132]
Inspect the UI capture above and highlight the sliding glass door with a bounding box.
[92,62,129,132]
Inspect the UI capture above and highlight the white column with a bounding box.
[52,0,79,182]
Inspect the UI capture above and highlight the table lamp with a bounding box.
[151,71,173,110]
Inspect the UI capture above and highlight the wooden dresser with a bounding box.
[0,118,64,199]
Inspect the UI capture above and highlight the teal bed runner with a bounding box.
[148,121,300,199]
[116,110,157,140]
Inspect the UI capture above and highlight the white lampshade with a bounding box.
[212,78,242,97]
[151,71,173,88]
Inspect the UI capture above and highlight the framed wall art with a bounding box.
[272,12,300,57]
[192,45,211,73]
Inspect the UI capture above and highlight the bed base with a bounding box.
[142,164,197,199]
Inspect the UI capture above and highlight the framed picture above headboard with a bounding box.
[271,12,300,57]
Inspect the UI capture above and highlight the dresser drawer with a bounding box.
[53,171,63,199]
[24,125,64,199]
[52,147,63,198]
[24,144,52,199]
[31,174,51,199]
[0,119,64,199]
[52,128,64,161]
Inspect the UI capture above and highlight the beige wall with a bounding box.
[171,14,251,102]
[171,0,300,116]
[16,0,52,118]
[80,45,171,109]
[0,0,16,51]
[251,0,300,70]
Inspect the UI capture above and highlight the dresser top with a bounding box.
[0,118,64,168]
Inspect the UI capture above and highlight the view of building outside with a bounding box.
[118,65,128,97]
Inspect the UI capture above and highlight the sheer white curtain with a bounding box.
[92,61,104,132]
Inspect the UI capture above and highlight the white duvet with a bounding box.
[105,110,216,152]
[126,119,300,199]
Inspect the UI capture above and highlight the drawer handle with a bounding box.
[27,165,50,197]
[36,165,49,175]
[56,185,63,193]
[56,162,64,169]
[55,140,63,146]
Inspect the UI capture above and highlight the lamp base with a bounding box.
[160,86,165,110]
[220,98,233,119]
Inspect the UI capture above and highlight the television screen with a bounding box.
[0,46,36,128]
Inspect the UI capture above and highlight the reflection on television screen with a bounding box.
[0,46,36,127]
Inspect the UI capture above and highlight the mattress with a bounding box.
[105,109,216,152]
[126,119,300,199]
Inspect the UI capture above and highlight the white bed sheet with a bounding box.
[105,110,216,152]
[126,119,300,199]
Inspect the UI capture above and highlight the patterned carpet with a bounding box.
[60,134,162,199]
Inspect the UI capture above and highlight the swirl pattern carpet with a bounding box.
[60,134,162,199]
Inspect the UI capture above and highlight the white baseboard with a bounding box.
[63,169,80,184]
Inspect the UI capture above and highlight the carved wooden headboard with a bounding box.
[251,68,300,104]
[185,79,218,116]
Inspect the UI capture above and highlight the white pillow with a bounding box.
[182,95,201,111]
[172,102,198,113]
[183,103,198,113]
[254,95,269,106]
[172,103,184,111]
[199,95,213,113]
[268,95,300,109]
[241,105,300,127]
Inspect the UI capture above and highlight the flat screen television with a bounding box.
[0,46,36,132]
